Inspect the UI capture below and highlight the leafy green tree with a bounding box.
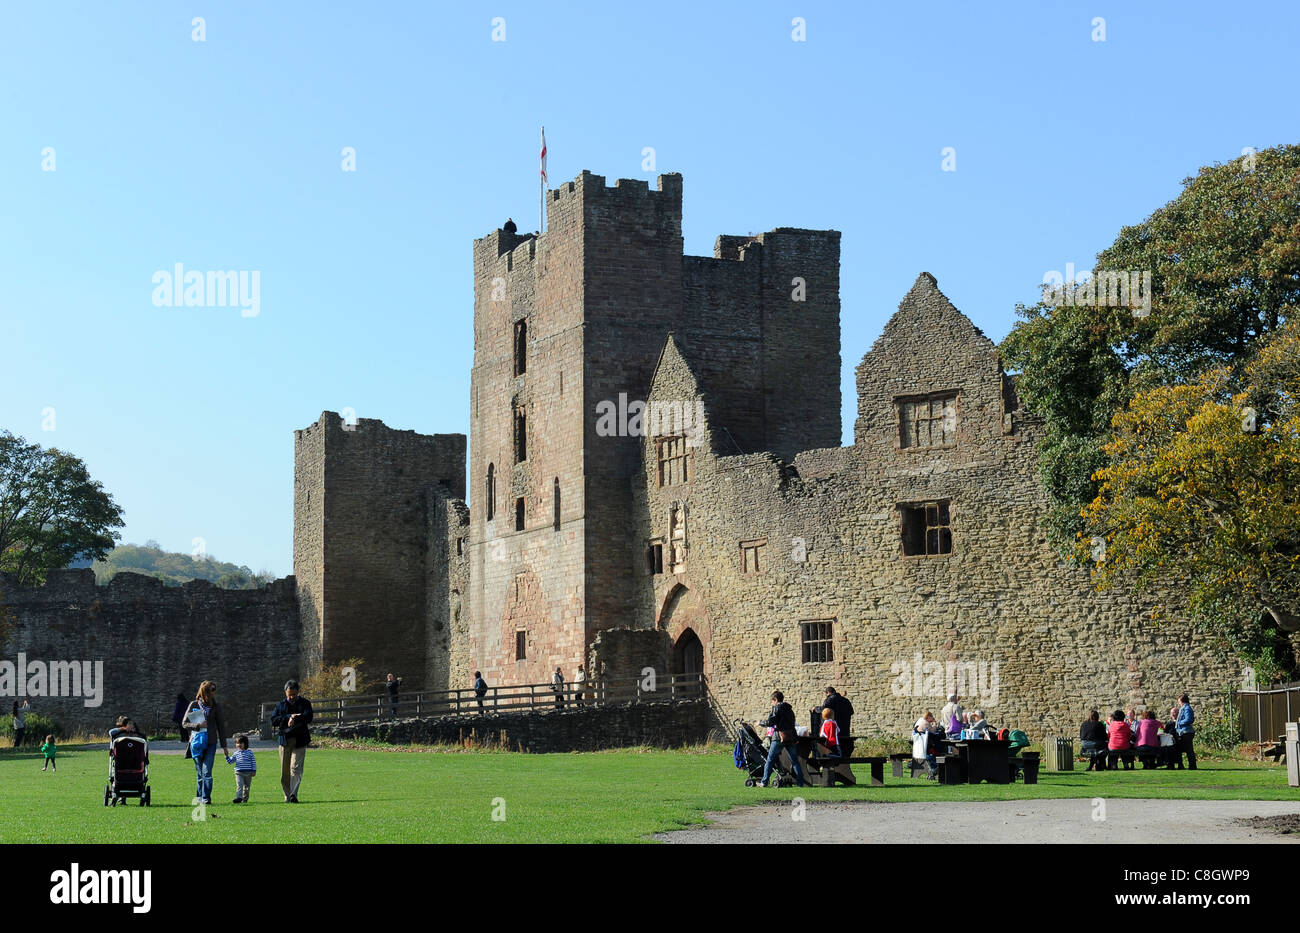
[1001,145,1300,548]
[93,543,273,589]
[0,431,125,585]
[1080,321,1300,682]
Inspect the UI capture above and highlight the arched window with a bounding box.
[486,463,495,521]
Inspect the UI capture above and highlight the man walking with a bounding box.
[759,690,807,788]
[823,687,855,758]
[574,664,587,706]
[270,680,313,803]
[1175,693,1197,770]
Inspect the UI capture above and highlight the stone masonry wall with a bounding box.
[295,411,464,685]
[0,570,299,735]
[314,699,711,753]
[626,273,1240,739]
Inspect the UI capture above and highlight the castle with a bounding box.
[289,169,1239,736]
[0,169,1241,737]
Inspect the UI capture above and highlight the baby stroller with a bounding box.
[104,734,151,806]
[733,720,797,787]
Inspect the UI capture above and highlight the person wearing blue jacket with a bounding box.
[1175,694,1197,770]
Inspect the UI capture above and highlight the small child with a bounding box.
[224,735,256,803]
[819,707,841,758]
[40,735,57,771]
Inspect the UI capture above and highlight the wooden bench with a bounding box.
[805,755,887,787]
[1079,747,1108,770]
[1136,747,1161,769]
[1265,736,1287,763]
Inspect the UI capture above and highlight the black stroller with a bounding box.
[733,720,797,787]
[104,734,151,806]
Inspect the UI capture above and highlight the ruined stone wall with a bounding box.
[0,570,299,735]
[755,228,842,461]
[292,421,326,673]
[426,495,469,691]
[628,274,1240,739]
[313,699,712,753]
[294,412,464,685]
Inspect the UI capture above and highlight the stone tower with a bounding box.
[466,170,841,686]
[293,411,465,682]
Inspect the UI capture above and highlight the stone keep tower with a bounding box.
[294,411,465,682]
[467,170,841,686]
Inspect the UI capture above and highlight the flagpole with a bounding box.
[539,125,546,234]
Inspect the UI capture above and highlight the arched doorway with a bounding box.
[660,582,710,696]
[674,628,703,678]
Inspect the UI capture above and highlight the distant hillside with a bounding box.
[91,541,276,589]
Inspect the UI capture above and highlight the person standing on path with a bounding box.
[270,680,314,802]
[170,692,188,740]
[386,673,401,719]
[551,667,565,710]
[12,700,30,747]
[574,665,587,706]
[1175,694,1197,770]
[184,681,230,805]
[473,671,488,713]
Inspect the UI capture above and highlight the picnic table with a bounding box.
[944,739,1011,785]
[795,737,887,787]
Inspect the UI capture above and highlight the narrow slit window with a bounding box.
[513,320,527,376]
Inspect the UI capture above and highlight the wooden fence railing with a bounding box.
[257,672,706,735]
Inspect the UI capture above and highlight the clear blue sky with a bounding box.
[2,1,1295,577]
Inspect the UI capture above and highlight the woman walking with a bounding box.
[183,681,230,805]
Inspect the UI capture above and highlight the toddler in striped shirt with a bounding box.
[224,735,257,803]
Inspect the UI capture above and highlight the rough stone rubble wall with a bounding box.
[0,570,299,735]
[631,274,1238,739]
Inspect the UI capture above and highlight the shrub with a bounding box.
[1194,702,1240,753]
[0,711,65,745]
[301,658,381,700]
[852,731,912,757]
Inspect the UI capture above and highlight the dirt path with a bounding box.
[655,799,1300,844]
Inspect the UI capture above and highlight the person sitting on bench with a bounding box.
[1135,710,1161,763]
[967,709,993,738]
[1106,709,1135,770]
[1080,710,1107,770]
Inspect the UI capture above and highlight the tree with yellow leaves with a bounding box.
[1082,322,1300,682]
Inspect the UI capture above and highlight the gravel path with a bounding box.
[655,799,1300,844]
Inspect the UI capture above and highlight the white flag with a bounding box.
[540,126,548,185]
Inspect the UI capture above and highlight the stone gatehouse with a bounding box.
[292,169,1240,739]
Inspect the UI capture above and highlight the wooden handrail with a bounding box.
[257,672,706,730]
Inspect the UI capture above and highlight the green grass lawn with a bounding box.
[0,745,1293,843]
